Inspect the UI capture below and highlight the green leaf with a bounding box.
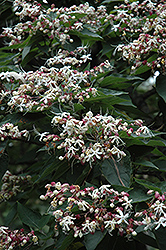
[22,45,31,60]
[129,184,150,203]
[134,178,161,192]
[74,103,85,112]
[135,232,158,248]
[70,28,103,42]
[154,226,166,250]
[0,153,8,181]
[17,202,41,229]
[58,231,75,250]
[103,0,123,3]
[134,160,159,170]
[85,91,128,106]
[74,165,91,185]
[39,214,52,228]
[132,54,158,75]
[21,49,40,67]
[80,28,103,39]
[84,230,107,250]
[154,160,166,172]
[43,244,56,250]
[101,155,131,187]
[36,158,70,183]
[0,36,31,51]
[98,88,127,96]
[5,204,17,226]
[99,74,142,88]
[0,140,8,157]
[156,75,166,102]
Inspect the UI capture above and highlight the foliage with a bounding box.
[0,0,166,249]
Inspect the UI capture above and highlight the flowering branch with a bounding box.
[40,182,166,239]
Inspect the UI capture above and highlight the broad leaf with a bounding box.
[156,75,166,102]
[58,231,75,250]
[101,155,131,187]
[154,226,166,250]
[17,202,41,229]
[135,232,159,248]
[134,178,161,192]
[134,160,159,170]
[84,230,107,250]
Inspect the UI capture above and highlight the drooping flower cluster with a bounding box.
[36,111,153,165]
[0,123,29,141]
[40,182,166,238]
[0,170,31,202]
[0,226,38,250]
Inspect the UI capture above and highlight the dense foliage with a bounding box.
[0,0,166,249]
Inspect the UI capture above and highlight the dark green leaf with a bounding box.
[132,54,158,75]
[129,184,150,203]
[101,155,131,187]
[134,160,159,170]
[17,202,41,229]
[84,230,107,250]
[36,158,70,183]
[156,75,166,102]
[134,178,161,192]
[5,204,17,226]
[135,232,158,248]
[58,231,75,250]
[154,226,166,250]
[22,45,31,60]
[0,153,8,180]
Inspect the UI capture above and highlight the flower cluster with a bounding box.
[1,0,108,46]
[0,170,31,202]
[40,182,137,238]
[135,189,166,231]
[0,226,38,250]
[0,53,113,112]
[36,111,153,165]
[111,0,166,72]
[0,123,29,141]
[40,182,166,238]
[1,0,166,73]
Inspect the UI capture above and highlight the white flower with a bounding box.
[99,185,111,196]
[142,216,152,231]
[80,54,92,63]
[55,182,61,190]
[90,188,100,199]
[152,200,166,217]
[122,196,133,210]
[104,218,116,233]
[115,209,129,225]
[59,216,76,232]
[74,22,83,30]
[82,220,97,234]
[77,200,90,211]
[0,226,8,235]
[53,210,63,219]
[66,146,79,158]
[110,146,126,160]
[154,216,166,230]
[109,136,125,146]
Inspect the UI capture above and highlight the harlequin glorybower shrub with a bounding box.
[1,0,166,249]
